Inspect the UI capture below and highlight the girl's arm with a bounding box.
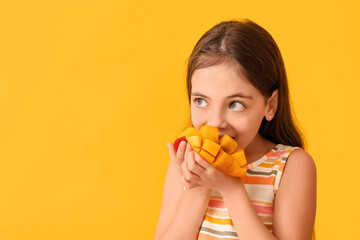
[220,179,277,239]
[185,148,316,240]
[272,149,316,239]
[219,149,317,240]
[154,142,212,240]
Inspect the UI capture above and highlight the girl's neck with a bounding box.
[244,133,277,165]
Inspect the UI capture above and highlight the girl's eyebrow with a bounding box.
[191,92,254,100]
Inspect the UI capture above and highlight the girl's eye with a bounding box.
[194,98,208,107]
[194,98,246,112]
[230,101,246,111]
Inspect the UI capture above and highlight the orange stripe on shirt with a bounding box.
[278,161,286,171]
[242,175,276,185]
[210,195,223,200]
[258,161,281,168]
[203,215,233,225]
[251,199,274,206]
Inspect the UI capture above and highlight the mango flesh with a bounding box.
[185,135,202,149]
[219,135,237,154]
[213,148,234,170]
[202,139,221,157]
[172,125,247,177]
[231,149,247,166]
[199,148,216,163]
[199,125,218,143]
[177,127,200,139]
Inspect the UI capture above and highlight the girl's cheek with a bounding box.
[242,119,259,133]
[234,120,254,138]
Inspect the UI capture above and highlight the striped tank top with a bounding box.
[197,143,313,239]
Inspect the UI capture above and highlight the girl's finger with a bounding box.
[171,141,186,172]
[187,149,206,176]
[176,141,187,163]
[183,163,201,183]
[166,142,175,159]
[194,151,213,170]
[181,176,198,189]
[181,160,188,177]
[167,141,183,174]
[184,143,190,161]
[185,143,195,161]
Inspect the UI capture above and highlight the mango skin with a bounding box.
[172,125,247,177]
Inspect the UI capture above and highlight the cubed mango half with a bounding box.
[172,125,247,178]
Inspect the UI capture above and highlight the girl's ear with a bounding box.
[265,89,279,121]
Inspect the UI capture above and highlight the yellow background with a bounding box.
[0,0,359,239]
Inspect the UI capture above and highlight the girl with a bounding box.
[154,19,316,240]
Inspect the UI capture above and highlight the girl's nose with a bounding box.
[206,109,227,129]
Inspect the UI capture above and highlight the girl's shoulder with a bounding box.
[279,143,315,164]
[288,147,316,173]
[275,143,316,173]
[277,144,317,190]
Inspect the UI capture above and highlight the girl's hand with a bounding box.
[167,141,210,191]
[166,141,198,188]
[183,147,241,193]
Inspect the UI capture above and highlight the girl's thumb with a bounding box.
[166,142,172,152]
[167,142,175,156]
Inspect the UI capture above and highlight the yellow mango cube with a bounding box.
[199,125,218,143]
[213,148,234,170]
[177,127,200,139]
[202,139,221,157]
[219,135,238,154]
[231,149,247,166]
[226,164,247,177]
[185,135,202,149]
[199,148,216,163]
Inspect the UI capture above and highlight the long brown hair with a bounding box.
[183,19,307,150]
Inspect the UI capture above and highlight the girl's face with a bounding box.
[190,62,275,151]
